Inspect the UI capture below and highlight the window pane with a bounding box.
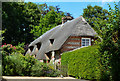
[82,44,85,46]
[82,42,85,46]
[86,39,89,42]
[82,39,85,41]
[86,42,89,46]
[82,41,85,43]
[86,41,89,43]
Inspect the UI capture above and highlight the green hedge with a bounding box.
[61,45,100,80]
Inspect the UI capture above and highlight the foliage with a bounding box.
[15,43,25,54]
[83,5,109,37]
[31,10,65,39]
[2,53,36,76]
[1,43,25,55]
[97,3,120,81]
[2,52,60,76]
[2,2,70,45]
[61,45,100,80]
[37,3,64,16]
[83,3,120,80]
[0,30,6,42]
[1,44,16,55]
[31,62,60,77]
[2,2,35,45]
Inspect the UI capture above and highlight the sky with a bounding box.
[24,0,120,18]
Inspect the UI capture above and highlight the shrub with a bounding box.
[1,43,25,55]
[1,44,16,55]
[2,53,36,76]
[31,62,60,77]
[1,43,59,77]
[61,45,100,80]
[2,52,59,76]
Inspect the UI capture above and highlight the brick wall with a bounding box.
[60,36,94,53]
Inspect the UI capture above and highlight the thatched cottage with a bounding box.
[26,16,97,64]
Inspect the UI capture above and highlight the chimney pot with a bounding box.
[62,16,73,24]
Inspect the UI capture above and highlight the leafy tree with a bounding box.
[38,3,64,16]
[31,10,65,39]
[83,3,120,81]
[2,2,40,45]
[83,5,109,37]
[2,2,70,45]
[99,3,120,81]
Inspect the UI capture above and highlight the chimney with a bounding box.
[62,17,65,24]
[62,16,73,24]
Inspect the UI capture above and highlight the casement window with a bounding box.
[81,38,91,47]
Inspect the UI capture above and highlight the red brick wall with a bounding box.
[60,36,94,53]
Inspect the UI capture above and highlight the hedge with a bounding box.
[61,45,100,80]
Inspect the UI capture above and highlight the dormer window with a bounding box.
[49,39,54,45]
[36,42,41,50]
[29,46,34,52]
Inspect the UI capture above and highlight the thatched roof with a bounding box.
[26,16,97,60]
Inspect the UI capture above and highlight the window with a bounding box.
[36,42,41,50]
[29,46,34,52]
[49,39,54,45]
[81,38,91,47]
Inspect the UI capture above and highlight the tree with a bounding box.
[31,10,65,38]
[83,4,120,81]
[83,5,109,37]
[99,3,120,81]
[2,2,71,45]
[2,2,41,45]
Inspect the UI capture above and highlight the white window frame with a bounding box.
[81,38,91,47]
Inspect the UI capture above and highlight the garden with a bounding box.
[1,43,60,77]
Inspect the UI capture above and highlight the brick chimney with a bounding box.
[62,16,73,24]
[62,17,65,24]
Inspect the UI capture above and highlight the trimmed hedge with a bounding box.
[61,45,100,80]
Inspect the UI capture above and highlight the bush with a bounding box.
[31,62,60,77]
[1,43,60,77]
[1,44,16,55]
[1,43,25,55]
[2,52,59,76]
[61,45,100,80]
[2,53,35,76]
